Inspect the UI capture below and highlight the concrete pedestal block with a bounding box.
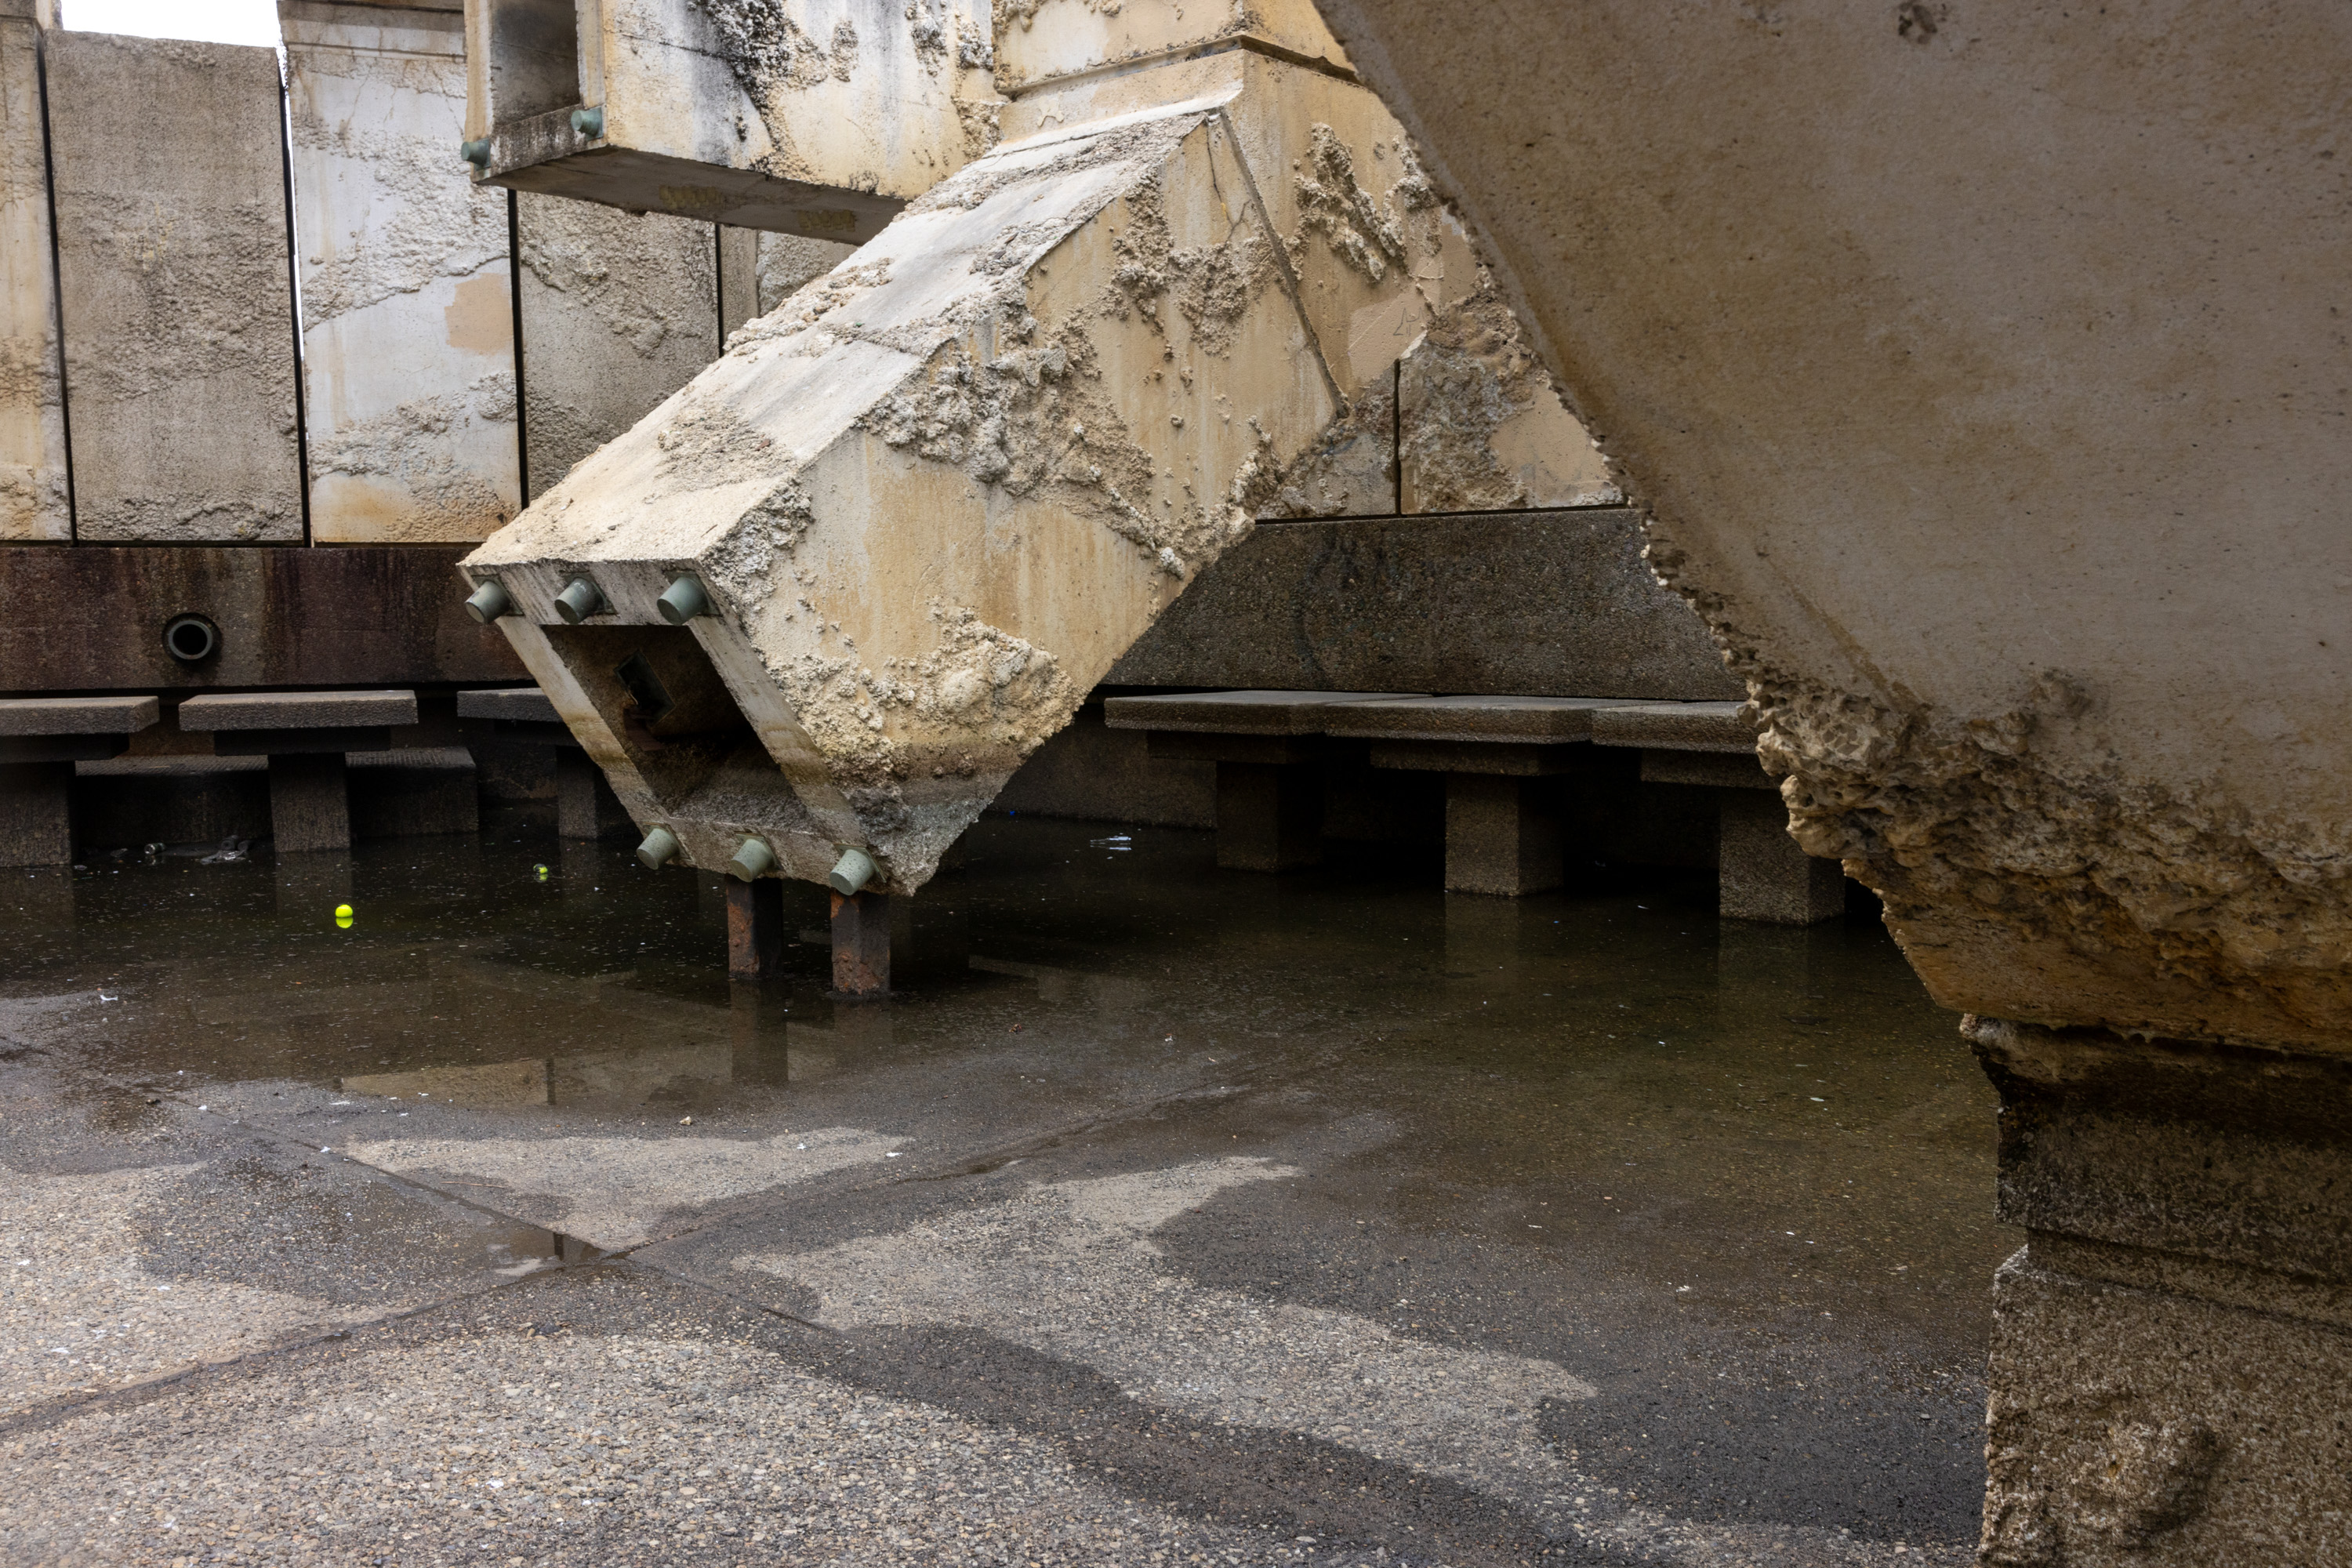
[0,760,72,866]
[1443,773,1560,896]
[268,754,352,855]
[725,876,783,981]
[1718,789,1842,924]
[349,750,481,838]
[555,749,632,840]
[831,890,890,998]
[1215,763,1323,873]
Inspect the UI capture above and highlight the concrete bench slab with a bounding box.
[1588,700,1755,753]
[456,687,559,725]
[1103,691,1424,735]
[0,695,160,735]
[1321,694,1631,743]
[178,690,418,731]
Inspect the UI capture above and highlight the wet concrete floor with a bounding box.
[0,815,2013,1566]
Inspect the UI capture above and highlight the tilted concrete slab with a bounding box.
[465,58,1475,895]
[285,0,521,543]
[0,7,66,541]
[465,0,999,240]
[45,33,303,542]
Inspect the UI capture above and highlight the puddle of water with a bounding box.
[0,811,2005,1346]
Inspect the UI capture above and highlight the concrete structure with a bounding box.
[45,31,303,542]
[284,0,521,543]
[514,191,715,498]
[180,688,420,853]
[0,0,66,542]
[1308,1,2352,1559]
[461,37,1494,946]
[463,0,998,239]
[0,695,157,863]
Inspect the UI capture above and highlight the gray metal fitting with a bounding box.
[637,826,681,871]
[657,575,711,625]
[571,107,604,139]
[728,837,776,881]
[460,137,490,167]
[463,580,512,623]
[828,847,878,896]
[553,576,607,624]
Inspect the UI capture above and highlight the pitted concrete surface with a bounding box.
[0,816,2001,1564]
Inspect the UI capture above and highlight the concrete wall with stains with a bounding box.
[514,191,717,499]
[285,0,522,543]
[0,2,67,541]
[46,31,304,542]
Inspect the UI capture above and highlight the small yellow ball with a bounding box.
[334,903,354,919]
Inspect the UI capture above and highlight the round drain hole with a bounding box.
[163,613,220,664]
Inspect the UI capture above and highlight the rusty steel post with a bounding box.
[830,890,890,999]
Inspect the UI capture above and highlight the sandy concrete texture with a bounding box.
[1311,1,2352,1051]
[471,0,997,241]
[0,13,65,541]
[44,32,303,543]
[466,52,1486,899]
[992,0,1352,93]
[514,191,716,499]
[1110,510,1742,699]
[285,0,521,543]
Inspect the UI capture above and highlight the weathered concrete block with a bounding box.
[514,192,716,497]
[285,0,521,543]
[1399,281,1618,513]
[179,689,419,731]
[1719,789,1843,924]
[1214,762,1321,873]
[45,33,302,542]
[1109,511,1743,698]
[991,0,1349,94]
[268,752,353,853]
[0,760,71,865]
[466,56,1474,896]
[554,746,631,839]
[468,0,998,239]
[1444,772,1560,896]
[0,11,66,541]
[347,746,480,836]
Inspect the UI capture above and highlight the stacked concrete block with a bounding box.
[45,32,303,541]
[283,0,522,542]
[514,191,716,498]
[466,0,1000,238]
[0,0,66,541]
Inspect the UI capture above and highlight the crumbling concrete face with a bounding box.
[463,53,1474,895]
[0,4,67,542]
[45,33,304,542]
[285,0,522,543]
[513,192,717,497]
[464,0,999,239]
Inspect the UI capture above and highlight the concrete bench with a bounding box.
[455,685,629,841]
[1591,700,1842,924]
[0,696,159,865]
[1320,695,1636,895]
[1105,691,1421,870]
[179,690,417,854]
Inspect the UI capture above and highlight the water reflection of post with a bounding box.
[728,977,791,1089]
[274,848,353,920]
[0,864,75,936]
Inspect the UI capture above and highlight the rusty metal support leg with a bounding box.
[831,889,891,998]
[726,876,784,979]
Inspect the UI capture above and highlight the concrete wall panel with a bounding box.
[284,0,521,543]
[0,13,67,540]
[514,191,715,499]
[1108,510,1740,699]
[45,32,303,542]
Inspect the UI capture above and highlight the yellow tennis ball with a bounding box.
[334,903,354,919]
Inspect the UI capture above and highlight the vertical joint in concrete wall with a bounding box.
[275,73,310,546]
[1215,762,1323,873]
[831,890,890,998]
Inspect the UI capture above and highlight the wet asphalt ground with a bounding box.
[0,815,2011,1566]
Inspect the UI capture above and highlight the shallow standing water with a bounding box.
[1,812,2013,1564]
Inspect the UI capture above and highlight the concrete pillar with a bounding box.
[554,748,630,840]
[514,193,716,499]
[1215,762,1323,873]
[268,753,350,854]
[1443,773,1562,895]
[45,31,302,541]
[0,760,71,866]
[830,890,890,998]
[725,877,783,981]
[1717,789,1843,924]
[1971,1018,2352,1564]
[0,3,67,542]
[282,2,520,543]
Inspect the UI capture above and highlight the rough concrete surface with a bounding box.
[0,12,67,541]
[1312,0,2352,1052]
[992,0,1351,94]
[176,690,419,732]
[514,193,717,499]
[1110,511,1742,699]
[286,0,521,543]
[44,32,303,542]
